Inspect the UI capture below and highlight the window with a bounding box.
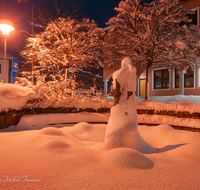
[154,69,169,89]
[180,7,199,26]
[189,9,198,25]
[174,67,194,88]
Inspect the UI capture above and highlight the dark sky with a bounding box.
[0,0,121,62]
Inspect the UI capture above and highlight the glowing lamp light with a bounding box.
[0,19,15,36]
[0,19,15,83]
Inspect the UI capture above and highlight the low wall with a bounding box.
[137,109,200,132]
[1,107,200,132]
[137,109,200,119]
[0,107,110,129]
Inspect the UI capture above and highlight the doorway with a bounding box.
[139,78,146,96]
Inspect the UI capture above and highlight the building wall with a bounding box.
[0,59,11,83]
[0,50,14,83]
[103,0,200,96]
[147,0,200,96]
[183,0,200,26]
[183,0,200,10]
[149,67,200,96]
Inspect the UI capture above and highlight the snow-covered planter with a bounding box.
[0,84,113,129]
[0,106,111,129]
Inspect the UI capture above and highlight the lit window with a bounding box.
[154,69,169,89]
[174,67,194,88]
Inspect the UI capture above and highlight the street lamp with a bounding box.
[0,19,15,83]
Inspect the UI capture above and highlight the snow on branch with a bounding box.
[104,0,200,100]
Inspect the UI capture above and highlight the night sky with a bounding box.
[0,0,121,62]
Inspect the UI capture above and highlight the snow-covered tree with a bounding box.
[32,0,81,29]
[21,17,105,81]
[105,0,200,100]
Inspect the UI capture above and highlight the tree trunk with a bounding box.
[145,66,150,100]
[63,67,68,82]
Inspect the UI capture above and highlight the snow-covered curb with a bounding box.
[5,112,200,132]
[138,114,200,129]
[16,112,110,130]
[137,95,200,113]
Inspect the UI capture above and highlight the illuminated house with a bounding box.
[103,0,200,96]
[0,49,18,83]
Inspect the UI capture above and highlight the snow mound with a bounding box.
[1,122,200,189]
[69,122,106,142]
[101,148,154,169]
[73,122,93,131]
[38,129,83,151]
[138,124,200,149]
[0,84,40,111]
[0,84,35,99]
[40,139,71,150]
[40,127,66,136]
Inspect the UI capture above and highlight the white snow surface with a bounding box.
[0,118,200,189]
[138,114,200,129]
[0,84,40,111]
[1,84,200,189]
[137,95,200,112]
[0,84,113,111]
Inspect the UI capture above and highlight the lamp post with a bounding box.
[0,19,15,83]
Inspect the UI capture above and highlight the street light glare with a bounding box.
[0,20,15,36]
[0,19,15,83]
[0,24,15,36]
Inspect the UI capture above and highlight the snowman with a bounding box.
[104,57,157,154]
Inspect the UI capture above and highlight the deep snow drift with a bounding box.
[1,67,200,189]
[0,121,200,190]
[0,83,200,189]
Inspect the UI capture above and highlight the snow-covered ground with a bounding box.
[0,120,200,189]
[0,84,200,189]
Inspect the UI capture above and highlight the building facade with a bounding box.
[0,49,18,83]
[147,0,200,96]
[103,0,200,96]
